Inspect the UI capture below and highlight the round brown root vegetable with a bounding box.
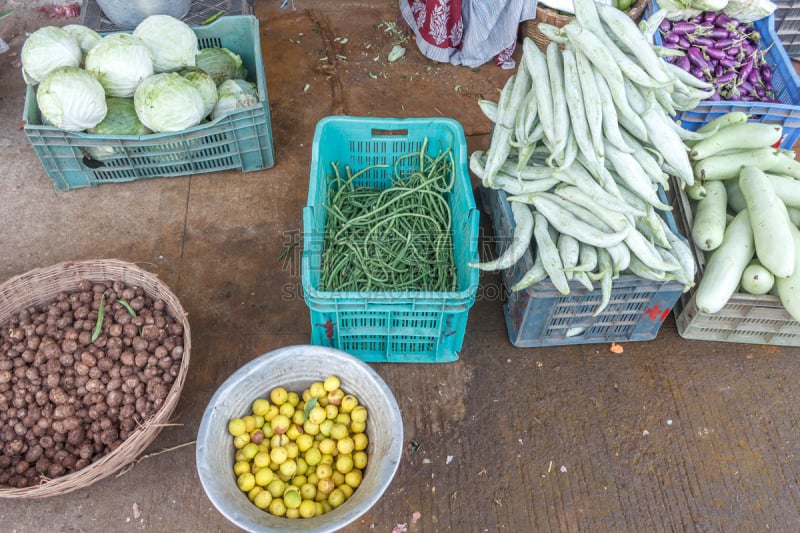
[0,279,185,487]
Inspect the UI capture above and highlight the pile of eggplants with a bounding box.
[658,11,778,103]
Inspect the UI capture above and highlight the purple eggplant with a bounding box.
[690,66,708,80]
[675,55,691,71]
[716,71,737,84]
[739,58,755,82]
[715,38,734,49]
[671,21,698,36]
[714,13,736,31]
[687,47,710,69]
[708,27,731,40]
[655,10,775,103]
[705,47,728,61]
[692,35,715,47]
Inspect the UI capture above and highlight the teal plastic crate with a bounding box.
[301,117,480,363]
[23,15,274,192]
[646,1,800,149]
[481,186,687,348]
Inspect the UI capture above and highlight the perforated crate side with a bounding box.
[23,16,274,191]
[480,186,685,348]
[645,1,800,149]
[300,116,480,363]
[304,300,471,363]
[773,1,800,57]
[665,177,800,346]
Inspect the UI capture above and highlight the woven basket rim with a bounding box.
[534,0,647,21]
[521,0,649,50]
[0,259,192,499]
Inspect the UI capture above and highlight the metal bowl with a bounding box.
[95,0,191,29]
[196,345,403,532]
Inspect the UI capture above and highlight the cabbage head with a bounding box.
[177,68,218,118]
[212,79,259,120]
[85,97,151,159]
[85,34,154,98]
[21,26,82,85]
[88,98,150,135]
[62,24,101,57]
[195,47,246,86]
[37,66,107,131]
[133,15,198,72]
[134,72,206,132]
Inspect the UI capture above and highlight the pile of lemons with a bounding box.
[227,375,369,518]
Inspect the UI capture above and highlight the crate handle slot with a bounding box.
[371,129,409,137]
[82,156,106,169]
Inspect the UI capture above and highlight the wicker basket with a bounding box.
[0,259,191,498]
[520,0,648,51]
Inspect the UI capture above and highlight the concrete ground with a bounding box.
[2,1,800,531]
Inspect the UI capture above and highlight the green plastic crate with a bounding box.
[22,15,274,192]
[301,117,480,363]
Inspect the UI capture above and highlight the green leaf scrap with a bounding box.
[303,396,318,423]
[91,293,106,343]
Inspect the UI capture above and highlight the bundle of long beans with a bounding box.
[320,140,457,292]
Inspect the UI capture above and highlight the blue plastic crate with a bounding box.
[481,186,687,348]
[301,117,480,363]
[22,16,274,192]
[645,1,800,149]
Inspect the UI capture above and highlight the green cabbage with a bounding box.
[195,47,246,86]
[21,26,82,85]
[134,72,206,132]
[62,24,101,58]
[37,66,107,131]
[85,33,154,98]
[177,67,218,118]
[85,97,151,159]
[88,97,150,135]
[133,15,198,72]
[211,79,259,120]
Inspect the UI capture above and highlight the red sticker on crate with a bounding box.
[315,318,335,343]
[644,305,670,321]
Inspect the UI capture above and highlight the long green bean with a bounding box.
[320,141,457,292]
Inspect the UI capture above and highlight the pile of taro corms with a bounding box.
[0,279,185,488]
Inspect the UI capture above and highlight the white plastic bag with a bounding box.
[723,0,776,23]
